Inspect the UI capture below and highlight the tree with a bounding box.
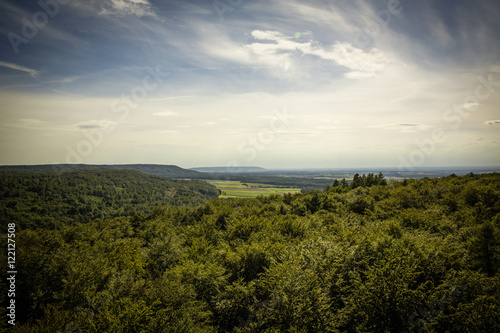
[351,173,362,189]
[377,172,387,185]
[468,216,500,276]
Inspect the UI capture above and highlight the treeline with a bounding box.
[0,170,219,230]
[1,172,499,332]
[328,172,387,191]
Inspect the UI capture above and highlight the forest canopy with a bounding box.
[1,172,499,332]
[0,169,219,230]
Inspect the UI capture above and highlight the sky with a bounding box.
[0,0,499,169]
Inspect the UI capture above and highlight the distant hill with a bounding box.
[111,164,205,178]
[0,169,219,229]
[190,166,267,173]
[0,164,205,179]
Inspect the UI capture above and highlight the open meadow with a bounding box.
[206,180,302,198]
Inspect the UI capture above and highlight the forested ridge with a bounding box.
[0,170,219,230]
[0,164,205,179]
[1,172,500,332]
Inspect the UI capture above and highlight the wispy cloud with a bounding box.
[153,111,178,117]
[371,123,433,133]
[245,30,390,79]
[1,117,117,133]
[199,121,217,127]
[203,28,390,82]
[304,41,390,79]
[0,61,39,79]
[462,103,480,109]
[99,0,158,18]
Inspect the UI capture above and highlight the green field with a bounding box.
[207,180,301,198]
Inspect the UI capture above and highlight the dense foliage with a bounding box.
[0,170,219,229]
[1,172,499,332]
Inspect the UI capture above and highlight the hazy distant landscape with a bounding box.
[2,163,499,196]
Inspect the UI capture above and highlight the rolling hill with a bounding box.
[0,169,219,229]
[0,164,205,179]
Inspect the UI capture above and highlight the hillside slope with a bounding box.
[0,169,218,229]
